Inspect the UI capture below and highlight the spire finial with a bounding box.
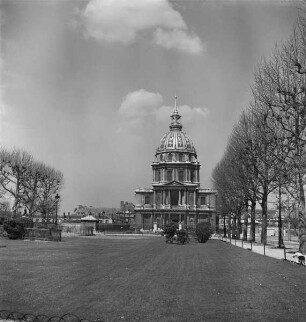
[174,94,178,114]
[170,94,182,131]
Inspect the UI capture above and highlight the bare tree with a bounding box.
[252,23,306,247]
[0,147,64,223]
[0,148,33,217]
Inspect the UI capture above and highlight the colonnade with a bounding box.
[141,212,212,229]
[154,189,197,207]
[153,167,200,183]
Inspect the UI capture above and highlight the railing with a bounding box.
[135,204,216,211]
[0,310,103,321]
[24,228,61,242]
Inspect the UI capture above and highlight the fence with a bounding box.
[0,310,103,322]
[96,223,131,233]
[217,235,306,266]
[24,228,61,242]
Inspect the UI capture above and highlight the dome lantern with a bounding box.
[169,95,183,131]
[156,96,197,156]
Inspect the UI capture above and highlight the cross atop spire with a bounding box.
[174,95,178,114]
[170,94,182,131]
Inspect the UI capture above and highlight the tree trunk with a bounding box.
[243,215,248,241]
[232,217,236,239]
[28,178,38,220]
[278,186,284,248]
[298,172,306,252]
[260,189,268,244]
[250,200,256,242]
[228,217,232,238]
[237,215,242,240]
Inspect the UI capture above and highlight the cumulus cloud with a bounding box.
[119,89,208,127]
[155,104,209,123]
[0,9,7,132]
[153,28,204,54]
[119,89,163,117]
[76,0,204,54]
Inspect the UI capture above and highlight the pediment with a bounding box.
[164,180,185,186]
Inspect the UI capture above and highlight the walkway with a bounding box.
[214,235,301,263]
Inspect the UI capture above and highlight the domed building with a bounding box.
[135,97,217,230]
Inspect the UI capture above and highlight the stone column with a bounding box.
[179,190,181,205]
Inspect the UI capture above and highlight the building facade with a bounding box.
[135,98,217,230]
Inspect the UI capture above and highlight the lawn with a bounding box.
[0,236,306,322]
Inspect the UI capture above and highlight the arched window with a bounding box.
[178,170,184,182]
[190,170,196,182]
[200,196,207,205]
[145,195,151,204]
[179,154,183,162]
[168,153,173,161]
[167,170,172,181]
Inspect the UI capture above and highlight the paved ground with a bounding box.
[215,235,301,262]
[1,236,306,322]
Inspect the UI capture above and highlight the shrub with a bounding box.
[18,217,34,228]
[195,222,212,243]
[4,220,26,239]
[163,224,177,244]
[176,230,189,244]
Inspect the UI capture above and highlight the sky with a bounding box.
[0,0,303,213]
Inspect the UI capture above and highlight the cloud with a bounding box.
[119,89,209,127]
[119,89,163,117]
[76,0,204,54]
[156,104,209,123]
[153,28,204,54]
[0,8,7,136]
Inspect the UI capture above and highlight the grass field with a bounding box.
[1,236,306,322]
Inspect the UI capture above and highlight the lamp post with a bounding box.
[55,193,60,225]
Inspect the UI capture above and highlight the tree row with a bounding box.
[213,11,306,247]
[0,147,64,222]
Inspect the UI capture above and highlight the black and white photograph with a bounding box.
[0,0,306,321]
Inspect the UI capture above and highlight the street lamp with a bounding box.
[55,193,60,225]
